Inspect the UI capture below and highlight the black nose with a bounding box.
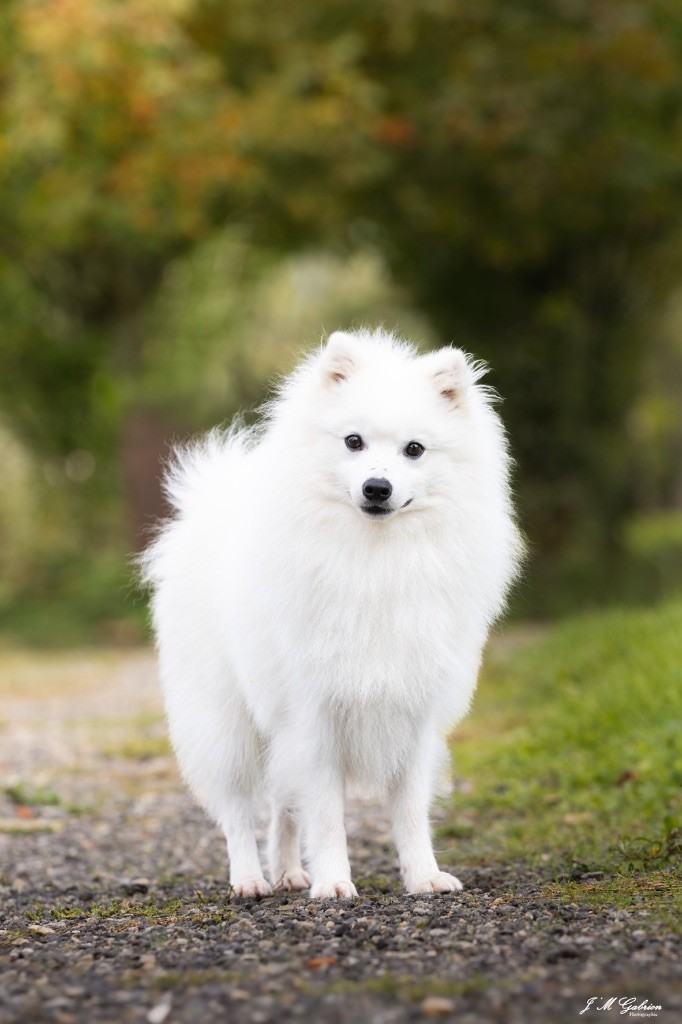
[362,477,393,502]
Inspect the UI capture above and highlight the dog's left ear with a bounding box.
[321,331,362,386]
[421,347,476,406]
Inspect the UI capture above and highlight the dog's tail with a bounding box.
[136,423,255,590]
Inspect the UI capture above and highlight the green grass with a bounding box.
[355,875,399,895]
[311,975,490,1001]
[91,711,171,761]
[98,733,172,761]
[445,599,682,917]
[542,869,681,931]
[5,782,60,806]
[24,895,236,927]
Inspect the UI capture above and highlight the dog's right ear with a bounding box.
[320,331,361,386]
[420,346,479,407]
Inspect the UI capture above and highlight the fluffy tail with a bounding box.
[136,424,255,590]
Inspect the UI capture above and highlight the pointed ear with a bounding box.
[421,347,475,406]
[320,331,362,386]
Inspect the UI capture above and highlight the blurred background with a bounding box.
[1,0,682,646]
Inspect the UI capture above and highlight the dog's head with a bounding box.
[278,329,504,525]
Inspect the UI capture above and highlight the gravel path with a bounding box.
[0,651,679,1023]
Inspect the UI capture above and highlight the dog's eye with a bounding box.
[404,441,424,459]
[345,434,364,451]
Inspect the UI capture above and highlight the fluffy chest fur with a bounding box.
[223,502,486,733]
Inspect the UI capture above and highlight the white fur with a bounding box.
[141,328,522,899]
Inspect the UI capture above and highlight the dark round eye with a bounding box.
[345,434,364,451]
[404,441,424,459]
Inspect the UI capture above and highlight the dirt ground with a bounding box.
[0,650,679,1023]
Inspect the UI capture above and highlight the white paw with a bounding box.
[310,879,358,900]
[406,871,463,895]
[273,869,311,892]
[231,877,273,898]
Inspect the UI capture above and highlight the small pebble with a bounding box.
[421,995,456,1016]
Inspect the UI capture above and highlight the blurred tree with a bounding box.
[630,284,682,508]
[1,0,682,556]
[0,0,241,462]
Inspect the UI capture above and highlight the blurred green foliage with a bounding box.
[511,509,682,619]
[0,240,434,645]
[136,233,435,425]
[1,0,682,641]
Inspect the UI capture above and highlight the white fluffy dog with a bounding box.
[141,328,521,899]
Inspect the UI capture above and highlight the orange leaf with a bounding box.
[306,957,337,970]
[14,805,36,820]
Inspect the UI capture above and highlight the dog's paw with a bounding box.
[310,879,358,900]
[231,877,273,898]
[405,871,463,895]
[274,869,311,892]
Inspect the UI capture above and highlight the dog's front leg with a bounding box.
[389,740,463,896]
[273,722,356,899]
[270,714,356,900]
[302,758,357,900]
